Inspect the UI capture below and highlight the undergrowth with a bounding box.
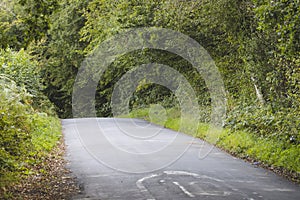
[0,83,61,192]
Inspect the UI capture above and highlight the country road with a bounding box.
[63,118,300,200]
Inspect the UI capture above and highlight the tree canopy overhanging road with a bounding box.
[0,0,299,198]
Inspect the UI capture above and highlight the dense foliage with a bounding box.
[53,0,299,144]
[0,0,299,176]
[0,49,61,186]
[0,0,58,49]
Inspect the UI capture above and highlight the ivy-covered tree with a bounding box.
[254,0,300,108]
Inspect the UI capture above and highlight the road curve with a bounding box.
[62,118,300,200]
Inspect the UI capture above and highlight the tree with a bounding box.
[29,0,89,118]
[0,0,58,49]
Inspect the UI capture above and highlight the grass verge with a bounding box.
[124,107,300,183]
[0,115,79,199]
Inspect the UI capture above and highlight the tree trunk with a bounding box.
[251,76,265,105]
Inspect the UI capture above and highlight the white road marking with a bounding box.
[136,170,228,199]
[196,191,230,196]
[136,173,160,200]
[191,181,232,196]
[164,170,199,177]
[189,181,197,185]
[263,188,294,192]
[164,170,224,182]
[173,181,195,198]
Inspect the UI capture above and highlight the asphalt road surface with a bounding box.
[63,118,300,200]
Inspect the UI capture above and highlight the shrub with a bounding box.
[0,75,34,177]
[0,48,55,114]
[226,104,300,144]
[0,50,61,187]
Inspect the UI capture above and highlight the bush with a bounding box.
[226,104,300,144]
[0,76,61,185]
[0,48,55,114]
[0,76,35,177]
[0,50,61,187]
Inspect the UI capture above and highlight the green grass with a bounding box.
[218,131,300,172]
[123,107,300,175]
[31,113,62,153]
